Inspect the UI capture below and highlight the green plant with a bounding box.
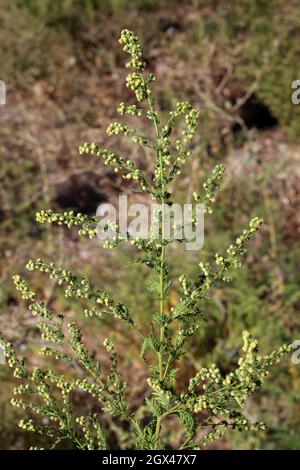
[0,30,292,450]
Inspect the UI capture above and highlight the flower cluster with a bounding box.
[75,415,108,450]
[79,143,149,189]
[117,102,143,116]
[13,274,36,301]
[119,29,144,71]
[163,107,200,173]
[36,209,98,238]
[165,102,192,131]
[1,274,130,448]
[6,354,109,450]
[106,121,151,147]
[25,258,135,327]
[182,109,200,143]
[214,216,263,279]
[193,164,225,214]
[119,29,155,102]
[196,217,263,288]
[147,379,173,406]
[192,333,292,415]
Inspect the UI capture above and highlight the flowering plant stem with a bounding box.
[151,84,167,447]
[0,29,293,451]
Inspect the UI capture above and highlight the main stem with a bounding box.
[158,149,166,387]
[155,211,165,448]
[143,76,167,449]
[150,100,166,449]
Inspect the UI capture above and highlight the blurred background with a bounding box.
[0,0,300,450]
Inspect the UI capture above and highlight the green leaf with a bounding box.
[175,410,197,438]
[134,422,157,450]
[145,397,163,417]
[140,335,161,359]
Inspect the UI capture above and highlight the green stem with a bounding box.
[155,239,165,447]
[140,72,169,449]
[153,105,166,448]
